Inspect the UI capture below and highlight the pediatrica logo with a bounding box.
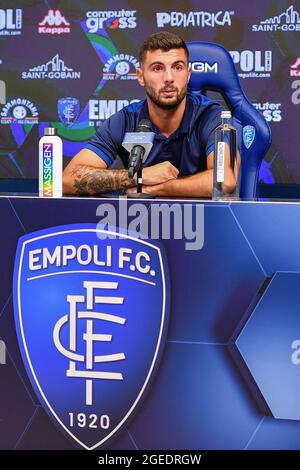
[13,224,170,449]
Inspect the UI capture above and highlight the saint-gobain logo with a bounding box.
[13,224,170,449]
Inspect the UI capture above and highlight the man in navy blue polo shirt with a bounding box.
[63,31,237,197]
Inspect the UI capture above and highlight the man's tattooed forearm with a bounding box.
[71,166,136,194]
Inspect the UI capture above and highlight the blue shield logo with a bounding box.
[57,97,80,127]
[13,224,170,449]
[243,125,255,149]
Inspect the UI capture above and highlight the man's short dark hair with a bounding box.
[139,31,189,66]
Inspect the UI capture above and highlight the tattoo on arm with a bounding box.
[71,165,136,195]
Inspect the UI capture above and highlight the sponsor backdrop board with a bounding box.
[0,1,299,184]
[1,196,300,449]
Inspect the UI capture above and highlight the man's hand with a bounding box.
[126,182,168,196]
[142,161,179,185]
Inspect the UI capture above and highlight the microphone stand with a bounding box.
[126,153,153,199]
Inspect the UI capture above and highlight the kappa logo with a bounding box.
[38,9,71,34]
[13,224,169,449]
[290,58,300,77]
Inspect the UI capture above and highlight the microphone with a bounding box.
[122,119,155,179]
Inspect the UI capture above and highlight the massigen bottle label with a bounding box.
[42,143,53,196]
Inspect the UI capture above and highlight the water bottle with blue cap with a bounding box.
[212,110,240,200]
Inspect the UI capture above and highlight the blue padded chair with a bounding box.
[187,41,272,199]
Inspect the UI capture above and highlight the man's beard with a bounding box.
[144,82,188,110]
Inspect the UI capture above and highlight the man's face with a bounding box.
[137,48,191,110]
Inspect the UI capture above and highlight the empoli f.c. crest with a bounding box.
[13,224,170,449]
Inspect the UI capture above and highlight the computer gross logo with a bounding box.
[252,102,282,122]
[13,224,170,450]
[85,10,137,31]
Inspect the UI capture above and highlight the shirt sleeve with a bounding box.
[84,110,126,166]
[201,104,223,157]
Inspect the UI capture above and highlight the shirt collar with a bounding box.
[140,94,194,136]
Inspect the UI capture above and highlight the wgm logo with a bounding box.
[252,102,282,122]
[86,10,136,31]
[103,54,139,81]
[22,54,80,80]
[230,50,272,79]
[156,10,234,28]
[89,99,140,124]
[13,224,169,449]
[190,61,218,73]
[290,58,300,77]
[0,98,38,124]
[38,9,71,34]
[0,9,22,36]
[243,125,255,149]
[252,5,300,32]
[57,97,80,127]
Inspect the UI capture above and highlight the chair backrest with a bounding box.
[187,41,272,199]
